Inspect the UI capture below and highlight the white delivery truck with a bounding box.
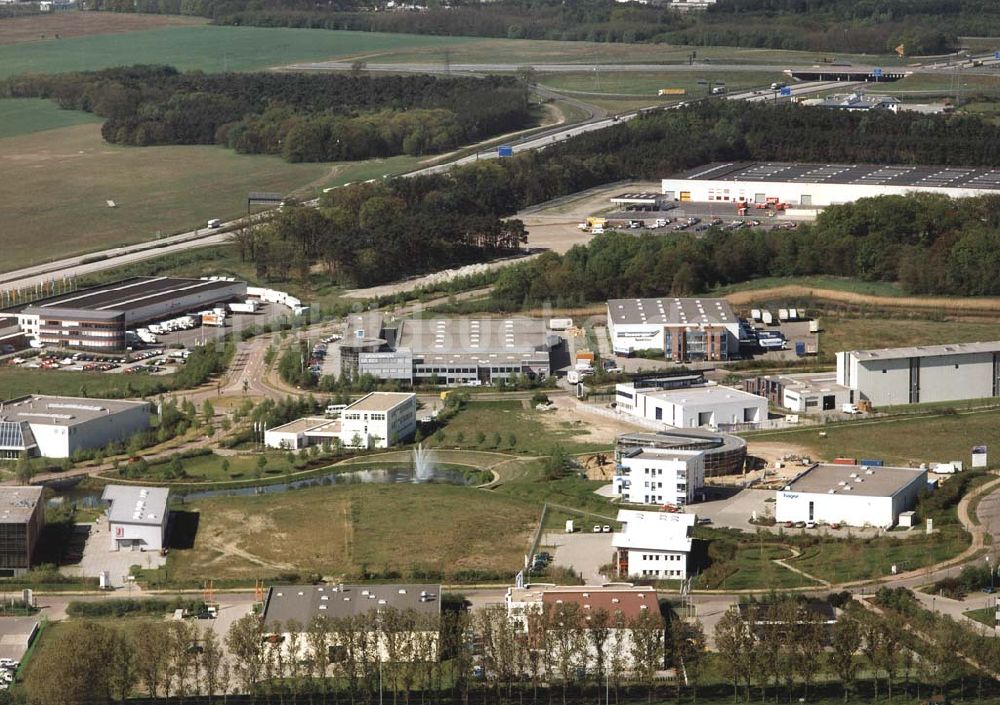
[207,218,222,229]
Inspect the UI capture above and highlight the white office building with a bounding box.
[0,395,151,459]
[613,448,705,507]
[265,392,416,450]
[612,509,695,581]
[836,341,1000,407]
[775,463,928,529]
[616,383,767,429]
[607,298,740,361]
[102,485,169,552]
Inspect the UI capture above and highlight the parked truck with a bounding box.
[549,318,573,331]
[228,300,259,314]
[761,310,774,326]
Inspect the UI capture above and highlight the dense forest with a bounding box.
[489,192,1000,308]
[3,66,531,161]
[243,101,1000,291]
[80,0,991,54]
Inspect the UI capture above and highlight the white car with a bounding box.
[593,524,602,533]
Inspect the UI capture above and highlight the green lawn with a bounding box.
[151,483,538,585]
[963,606,997,627]
[432,400,612,456]
[788,527,969,583]
[0,365,169,400]
[0,25,477,79]
[698,545,819,590]
[0,124,345,272]
[0,98,100,138]
[748,407,1000,467]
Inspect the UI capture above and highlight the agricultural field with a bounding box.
[0,123,358,272]
[748,407,1000,467]
[0,98,100,138]
[0,11,204,45]
[0,22,477,79]
[159,483,538,583]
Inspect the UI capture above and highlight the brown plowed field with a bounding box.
[0,11,204,45]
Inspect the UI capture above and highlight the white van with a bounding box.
[207,218,222,229]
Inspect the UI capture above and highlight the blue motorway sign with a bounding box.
[873,67,883,77]
[497,145,514,158]
[779,87,792,97]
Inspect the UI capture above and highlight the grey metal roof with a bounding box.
[398,318,549,356]
[0,396,150,428]
[102,484,169,526]
[848,341,1000,361]
[784,464,926,498]
[13,277,243,316]
[673,162,1000,191]
[607,298,736,327]
[262,584,442,628]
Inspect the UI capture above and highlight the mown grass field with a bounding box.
[0,98,100,138]
[0,124,350,272]
[163,483,538,582]
[748,407,1000,466]
[0,365,167,400]
[819,316,1000,357]
[698,545,818,590]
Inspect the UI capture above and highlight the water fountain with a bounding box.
[413,443,435,482]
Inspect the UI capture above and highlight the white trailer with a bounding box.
[228,301,259,314]
[761,310,774,326]
[778,308,789,321]
[549,318,573,330]
[750,308,762,322]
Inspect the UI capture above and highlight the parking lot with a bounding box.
[543,531,615,584]
[60,518,165,588]
[0,616,40,680]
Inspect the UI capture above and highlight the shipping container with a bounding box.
[832,457,858,465]
[778,308,789,321]
[859,459,884,467]
[809,320,820,333]
[549,318,573,330]
[751,308,762,321]
[761,311,774,325]
[795,342,806,356]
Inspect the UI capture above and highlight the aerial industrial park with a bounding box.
[3,3,1000,704]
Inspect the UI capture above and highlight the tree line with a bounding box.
[487,191,1000,307]
[3,66,531,162]
[78,0,990,54]
[21,601,675,705]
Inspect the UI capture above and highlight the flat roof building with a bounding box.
[102,485,169,552]
[343,316,557,385]
[0,395,151,459]
[607,298,739,361]
[744,372,854,414]
[613,509,696,581]
[0,487,44,577]
[12,277,247,351]
[662,162,1000,209]
[614,448,705,508]
[616,430,747,476]
[836,341,1000,407]
[265,392,416,450]
[262,584,442,662]
[775,463,928,528]
[616,383,768,430]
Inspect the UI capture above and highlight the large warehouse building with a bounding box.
[0,487,44,577]
[775,463,927,529]
[616,382,768,429]
[10,277,247,350]
[607,297,740,361]
[661,162,1000,208]
[836,341,1000,406]
[0,395,151,459]
[335,316,557,384]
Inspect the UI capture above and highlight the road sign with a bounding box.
[779,87,792,97]
[873,67,883,77]
[995,51,1000,60]
[497,145,513,158]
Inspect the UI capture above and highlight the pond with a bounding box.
[45,465,475,508]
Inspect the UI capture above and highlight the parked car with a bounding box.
[593,524,602,533]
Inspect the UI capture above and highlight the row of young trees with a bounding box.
[22,602,678,705]
[3,67,531,162]
[715,590,1000,704]
[80,0,976,53]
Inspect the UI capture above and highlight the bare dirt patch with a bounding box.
[0,12,205,45]
[725,285,1000,314]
